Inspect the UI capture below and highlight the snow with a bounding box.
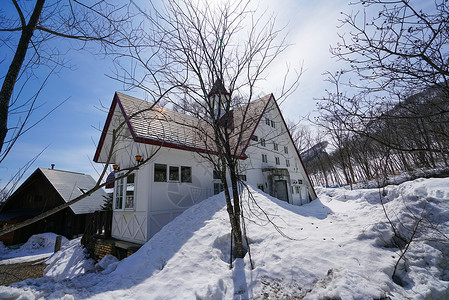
[44,237,96,281]
[0,233,68,265]
[0,178,448,299]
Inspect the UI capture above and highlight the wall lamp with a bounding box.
[112,164,119,170]
[136,155,143,163]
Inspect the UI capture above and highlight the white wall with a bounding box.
[112,141,216,243]
[241,98,312,205]
[146,147,214,238]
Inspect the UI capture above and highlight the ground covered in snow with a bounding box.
[0,178,448,299]
[0,233,67,265]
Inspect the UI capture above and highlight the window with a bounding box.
[125,173,135,209]
[271,120,276,128]
[181,166,192,183]
[265,117,270,125]
[214,182,224,195]
[275,157,280,165]
[115,176,124,209]
[262,153,267,163]
[155,164,191,183]
[260,138,266,147]
[169,166,180,182]
[298,179,303,184]
[115,172,136,210]
[284,146,288,154]
[154,164,167,182]
[238,175,247,181]
[251,135,258,142]
[273,142,278,151]
[286,159,290,167]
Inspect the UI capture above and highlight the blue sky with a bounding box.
[0,0,351,188]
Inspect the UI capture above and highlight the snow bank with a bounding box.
[0,233,68,265]
[44,237,95,281]
[0,178,448,299]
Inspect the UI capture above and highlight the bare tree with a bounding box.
[111,0,301,259]
[0,0,134,163]
[325,0,449,153]
[332,0,449,95]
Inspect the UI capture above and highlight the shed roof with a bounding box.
[38,168,107,214]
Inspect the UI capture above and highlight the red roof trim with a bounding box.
[133,135,247,159]
[93,93,120,163]
[116,94,139,140]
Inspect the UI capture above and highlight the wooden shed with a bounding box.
[0,168,107,245]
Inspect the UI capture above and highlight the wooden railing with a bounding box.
[81,210,112,248]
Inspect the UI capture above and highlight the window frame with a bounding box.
[114,175,125,210]
[155,163,192,183]
[181,166,192,183]
[154,163,168,182]
[114,172,137,211]
[238,174,247,181]
[169,165,180,182]
[286,159,290,167]
[262,153,268,163]
[260,138,266,147]
[284,146,288,154]
[214,182,224,195]
[273,142,278,151]
[265,117,270,126]
[275,156,280,165]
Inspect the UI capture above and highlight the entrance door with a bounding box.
[275,180,289,202]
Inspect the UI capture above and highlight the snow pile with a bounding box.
[96,254,119,274]
[0,178,448,299]
[44,237,95,281]
[353,166,449,189]
[0,233,68,265]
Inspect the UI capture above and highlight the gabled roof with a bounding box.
[3,168,107,215]
[94,91,317,199]
[39,168,107,214]
[94,92,272,162]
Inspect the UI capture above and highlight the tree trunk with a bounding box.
[229,163,244,258]
[0,0,45,152]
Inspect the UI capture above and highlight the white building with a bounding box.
[94,89,317,244]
